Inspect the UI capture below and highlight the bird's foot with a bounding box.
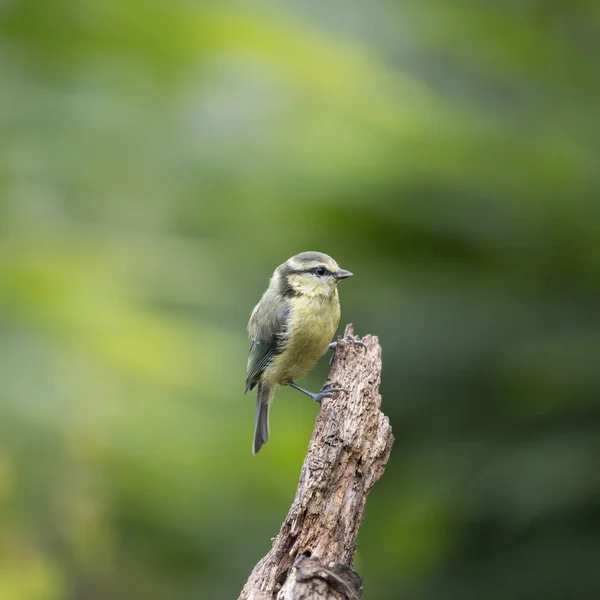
[328,335,367,364]
[288,381,348,403]
[312,381,349,404]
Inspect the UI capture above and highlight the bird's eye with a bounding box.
[315,267,326,276]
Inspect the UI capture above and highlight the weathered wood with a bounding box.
[239,325,393,600]
[277,555,363,600]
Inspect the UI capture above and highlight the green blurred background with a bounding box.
[1,1,599,598]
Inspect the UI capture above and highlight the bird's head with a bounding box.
[274,251,352,299]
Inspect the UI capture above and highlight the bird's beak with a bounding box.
[335,268,353,280]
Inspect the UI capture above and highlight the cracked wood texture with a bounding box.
[239,324,394,600]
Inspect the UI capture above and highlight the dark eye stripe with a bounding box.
[286,265,333,277]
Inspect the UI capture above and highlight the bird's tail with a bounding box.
[253,384,275,454]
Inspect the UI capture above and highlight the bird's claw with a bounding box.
[313,381,349,403]
[328,335,367,364]
[347,335,368,350]
[329,334,367,351]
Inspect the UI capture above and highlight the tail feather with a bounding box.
[253,384,272,454]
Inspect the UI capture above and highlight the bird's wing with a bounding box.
[245,302,289,393]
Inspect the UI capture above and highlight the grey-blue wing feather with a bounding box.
[245,305,289,393]
[245,341,276,392]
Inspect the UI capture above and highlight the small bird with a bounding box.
[245,251,355,454]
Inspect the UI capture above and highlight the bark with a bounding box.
[239,324,394,600]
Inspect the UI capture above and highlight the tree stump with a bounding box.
[239,324,393,600]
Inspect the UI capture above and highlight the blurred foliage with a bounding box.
[1,0,599,598]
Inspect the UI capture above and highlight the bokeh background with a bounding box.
[1,1,599,599]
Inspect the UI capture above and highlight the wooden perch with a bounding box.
[239,324,394,600]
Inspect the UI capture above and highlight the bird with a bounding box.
[245,251,359,454]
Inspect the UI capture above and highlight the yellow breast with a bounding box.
[263,292,340,386]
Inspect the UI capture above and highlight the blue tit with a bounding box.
[245,251,353,454]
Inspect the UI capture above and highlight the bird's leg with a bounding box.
[288,381,348,404]
[328,335,367,365]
